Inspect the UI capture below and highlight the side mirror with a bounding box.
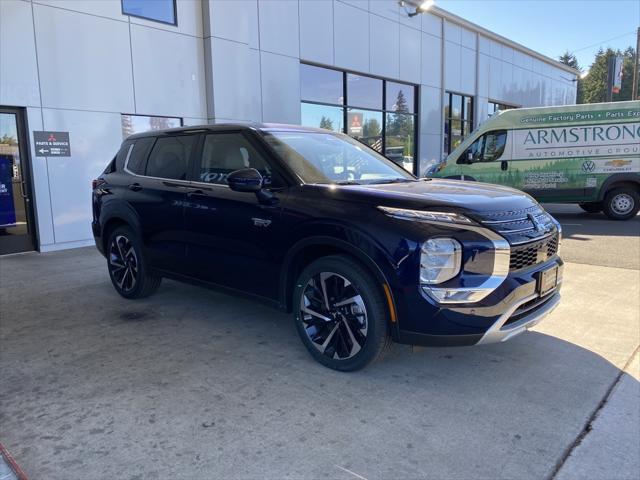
[227,168,263,193]
[466,151,474,163]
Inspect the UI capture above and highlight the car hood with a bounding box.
[342,178,537,213]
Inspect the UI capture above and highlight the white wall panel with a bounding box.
[340,0,368,9]
[34,0,124,21]
[131,25,206,118]
[370,15,399,79]
[369,0,398,21]
[41,108,122,243]
[461,27,476,50]
[258,0,299,57]
[260,52,300,124]
[501,44,514,64]
[334,1,369,72]
[206,0,254,45]
[421,33,441,88]
[25,108,54,247]
[501,62,513,101]
[419,86,441,135]
[443,21,461,45]
[421,12,441,37]
[130,0,203,38]
[419,133,443,175]
[489,56,501,100]
[207,37,261,122]
[477,53,490,99]
[476,95,488,125]
[490,39,501,59]
[459,47,475,95]
[33,4,134,112]
[478,35,490,55]
[299,0,334,65]
[0,0,41,107]
[399,25,421,84]
[444,41,461,92]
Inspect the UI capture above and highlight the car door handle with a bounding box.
[186,188,207,197]
[128,183,143,191]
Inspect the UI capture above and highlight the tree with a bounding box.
[579,47,638,103]
[559,51,582,103]
[362,118,381,138]
[319,115,334,131]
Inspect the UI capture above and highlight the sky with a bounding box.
[434,0,639,71]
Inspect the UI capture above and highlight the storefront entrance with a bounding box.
[0,107,36,254]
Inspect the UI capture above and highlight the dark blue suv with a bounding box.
[92,124,563,371]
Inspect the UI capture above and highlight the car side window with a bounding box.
[457,130,507,164]
[145,135,197,180]
[198,133,277,186]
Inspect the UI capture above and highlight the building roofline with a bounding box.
[412,3,579,77]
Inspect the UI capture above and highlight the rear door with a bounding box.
[125,133,198,273]
[183,131,287,300]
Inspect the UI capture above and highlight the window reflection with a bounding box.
[385,113,414,172]
[301,103,343,132]
[347,74,382,110]
[347,109,383,152]
[444,92,474,155]
[300,64,344,105]
[386,81,414,113]
[121,114,182,139]
[122,0,176,25]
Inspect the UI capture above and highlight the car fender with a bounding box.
[597,173,640,201]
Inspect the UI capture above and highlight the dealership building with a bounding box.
[0,0,577,254]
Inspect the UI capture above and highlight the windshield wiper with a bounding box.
[368,178,417,185]
[334,180,361,185]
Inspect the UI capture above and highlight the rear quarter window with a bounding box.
[114,141,134,171]
[126,137,156,175]
[145,135,198,180]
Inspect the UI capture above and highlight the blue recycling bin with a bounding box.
[0,154,16,227]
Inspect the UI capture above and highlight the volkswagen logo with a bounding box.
[582,160,596,173]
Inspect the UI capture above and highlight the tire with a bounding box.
[106,225,161,299]
[292,255,390,371]
[602,187,640,221]
[578,202,602,213]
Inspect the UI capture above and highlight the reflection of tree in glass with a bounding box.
[149,116,172,131]
[363,118,381,138]
[319,116,334,131]
[121,115,134,139]
[0,134,17,145]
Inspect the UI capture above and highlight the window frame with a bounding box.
[121,113,183,140]
[121,0,178,27]
[456,129,508,164]
[140,133,199,181]
[488,101,519,116]
[444,91,474,155]
[299,62,419,175]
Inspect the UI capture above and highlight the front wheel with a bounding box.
[292,255,390,371]
[602,188,640,221]
[578,202,602,213]
[107,226,161,299]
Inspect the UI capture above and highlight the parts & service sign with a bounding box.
[34,131,71,157]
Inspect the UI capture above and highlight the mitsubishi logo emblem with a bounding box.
[529,213,545,233]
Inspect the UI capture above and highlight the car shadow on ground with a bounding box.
[542,203,640,240]
[2,272,638,480]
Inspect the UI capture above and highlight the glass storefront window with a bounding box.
[300,64,344,105]
[385,113,414,172]
[122,0,176,25]
[121,114,182,139]
[386,81,414,113]
[299,63,418,174]
[347,109,383,152]
[444,92,474,154]
[347,74,382,110]
[301,103,344,132]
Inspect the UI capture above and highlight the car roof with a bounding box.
[125,122,330,140]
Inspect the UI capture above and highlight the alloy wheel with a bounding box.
[299,272,368,360]
[611,193,634,215]
[109,235,138,293]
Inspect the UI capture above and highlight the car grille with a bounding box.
[509,234,559,271]
[504,292,557,327]
[477,205,557,245]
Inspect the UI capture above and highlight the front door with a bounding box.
[184,131,286,300]
[0,107,36,255]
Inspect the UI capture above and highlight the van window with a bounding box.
[145,135,197,180]
[457,130,507,164]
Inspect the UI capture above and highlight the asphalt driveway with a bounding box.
[1,205,638,480]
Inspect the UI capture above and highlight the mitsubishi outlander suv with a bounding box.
[92,124,563,371]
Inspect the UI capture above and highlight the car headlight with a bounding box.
[378,206,473,225]
[420,238,462,284]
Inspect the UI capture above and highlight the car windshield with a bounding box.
[262,130,416,185]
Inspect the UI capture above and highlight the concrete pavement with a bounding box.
[0,206,638,479]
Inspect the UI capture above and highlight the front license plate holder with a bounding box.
[537,265,559,296]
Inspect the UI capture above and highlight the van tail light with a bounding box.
[92,178,106,190]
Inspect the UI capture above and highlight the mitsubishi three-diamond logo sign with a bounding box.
[34,131,71,157]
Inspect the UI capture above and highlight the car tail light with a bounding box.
[92,178,106,190]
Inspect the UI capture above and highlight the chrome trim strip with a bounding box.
[481,216,529,224]
[476,291,561,345]
[508,231,556,246]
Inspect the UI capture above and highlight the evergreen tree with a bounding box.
[362,118,381,138]
[319,116,334,131]
[580,47,637,103]
[559,51,582,103]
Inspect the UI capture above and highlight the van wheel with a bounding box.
[578,202,602,213]
[292,255,390,371]
[107,226,161,299]
[602,188,640,221]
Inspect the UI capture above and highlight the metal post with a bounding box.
[606,54,615,102]
[633,27,639,101]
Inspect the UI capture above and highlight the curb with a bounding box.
[0,443,28,480]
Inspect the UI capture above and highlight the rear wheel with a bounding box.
[578,202,602,213]
[292,255,389,371]
[602,187,640,221]
[107,226,161,299]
